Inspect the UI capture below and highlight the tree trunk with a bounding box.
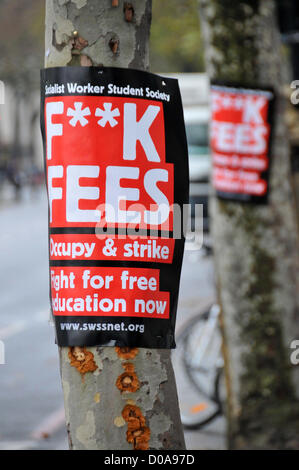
[198,0,299,449]
[45,0,185,450]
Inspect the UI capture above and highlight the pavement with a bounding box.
[0,186,226,450]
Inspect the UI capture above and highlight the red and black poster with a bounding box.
[40,66,189,348]
[211,83,274,203]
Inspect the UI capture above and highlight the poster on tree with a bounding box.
[210,83,274,203]
[40,66,189,348]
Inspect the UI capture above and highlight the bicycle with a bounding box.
[172,303,226,430]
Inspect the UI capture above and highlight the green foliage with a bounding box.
[0,0,45,89]
[150,0,204,73]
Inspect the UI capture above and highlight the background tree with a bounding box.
[198,0,299,449]
[0,0,44,185]
[0,0,44,90]
[150,0,204,73]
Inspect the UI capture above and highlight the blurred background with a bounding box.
[0,0,220,450]
[0,0,298,451]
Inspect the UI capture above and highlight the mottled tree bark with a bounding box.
[198,0,299,449]
[44,0,185,450]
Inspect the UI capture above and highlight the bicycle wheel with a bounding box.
[172,306,225,429]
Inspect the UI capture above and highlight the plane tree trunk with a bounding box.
[44,0,185,450]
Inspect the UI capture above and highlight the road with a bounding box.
[0,188,225,450]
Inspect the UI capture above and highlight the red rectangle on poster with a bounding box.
[45,96,174,230]
[50,266,170,319]
[50,234,175,263]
